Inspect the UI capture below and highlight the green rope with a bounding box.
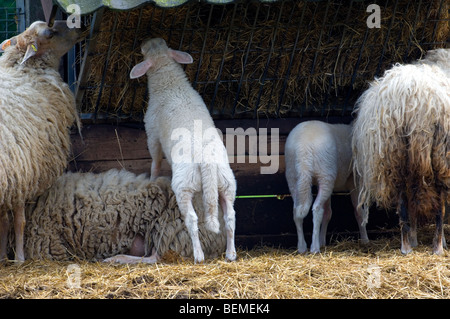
[235,192,350,200]
[235,194,291,200]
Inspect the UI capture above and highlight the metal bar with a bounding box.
[93,11,118,121]
[296,1,319,116]
[403,0,423,60]
[231,1,260,118]
[303,0,330,117]
[429,0,446,46]
[253,1,284,118]
[276,2,307,117]
[320,0,344,117]
[192,4,213,90]
[129,6,145,117]
[375,0,399,77]
[75,8,104,114]
[210,2,237,113]
[179,2,191,49]
[107,11,132,118]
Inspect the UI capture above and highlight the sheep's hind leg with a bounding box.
[350,188,369,244]
[432,194,446,255]
[0,211,9,262]
[14,205,25,262]
[311,184,333,253]
[398,194,412,255]
[292,191,312,254]
[219,193,237,261]
[148,140,163,181]
[319,198,332,248]
[178,192,205,263]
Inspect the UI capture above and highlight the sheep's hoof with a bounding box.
[400,246,412,255]
[360,238,370,245]
[432,245,444,256]
[226,251,237,262]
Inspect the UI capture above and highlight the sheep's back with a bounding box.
[0,68,76,209]
[21,170,226,261]
[352,62,450,215]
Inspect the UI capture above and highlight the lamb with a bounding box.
[285,120,369,254]
[129,38,237,263]
[0,21,83,262]
[352,48,450,255]
[18,169,226,263]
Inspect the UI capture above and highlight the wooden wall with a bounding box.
[68,118,398,249]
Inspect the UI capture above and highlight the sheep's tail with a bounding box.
[200,163,220,234]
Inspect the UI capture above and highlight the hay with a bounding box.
[1,225,450,299]
[79,0,449,120]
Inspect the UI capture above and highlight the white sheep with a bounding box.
[285,120,369,254]
[129,38,237,263]
[0,21,83,262]
[20,169,226,263]
[352,48,449,255]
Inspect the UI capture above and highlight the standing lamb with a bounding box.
[285,120,369,254]
[0,21,83,262]
[352,48,450,255]
[20,169,226,263]
[129,38,237,263]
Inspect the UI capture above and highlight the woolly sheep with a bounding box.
[352,48,450,255]
[17,169,226,263]
[285,120,369,253]
[129,38,237,263]
[0,21,83,262]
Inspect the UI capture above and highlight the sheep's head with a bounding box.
[0,20,85,69]
[423,48,450,76]
[130,38,193,79]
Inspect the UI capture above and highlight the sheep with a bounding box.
[0,21,83,262]
[129,38,237,263]
[285,120,369,254]
[352,48,450,255]
[17,169,226,263]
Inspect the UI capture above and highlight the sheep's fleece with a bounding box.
[17,169,226,261]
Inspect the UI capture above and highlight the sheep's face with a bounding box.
[130,37,193,79]
[1,20,85,67]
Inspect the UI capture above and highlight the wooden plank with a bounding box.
[71,124,287,162]
[67,121,401,249]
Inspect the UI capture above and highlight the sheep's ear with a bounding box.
[168,48,193,64]
[130,59,153,79]
[21,42,38,64]
[0,37,17,52]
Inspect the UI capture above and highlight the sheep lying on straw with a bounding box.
[0,21,83,262]
[352,48,450,255]
[19,169,225,263]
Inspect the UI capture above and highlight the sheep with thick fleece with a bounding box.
[19,169,226,263]
[285,121,369,254]
[129,38,237,263]
[352,48,449,255]
[0,21,82,262]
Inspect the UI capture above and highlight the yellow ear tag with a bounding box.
[2,40,11,50]
[31,44,37,52]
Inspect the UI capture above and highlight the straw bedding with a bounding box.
[1,225,450,299]
[80,0,449,119]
